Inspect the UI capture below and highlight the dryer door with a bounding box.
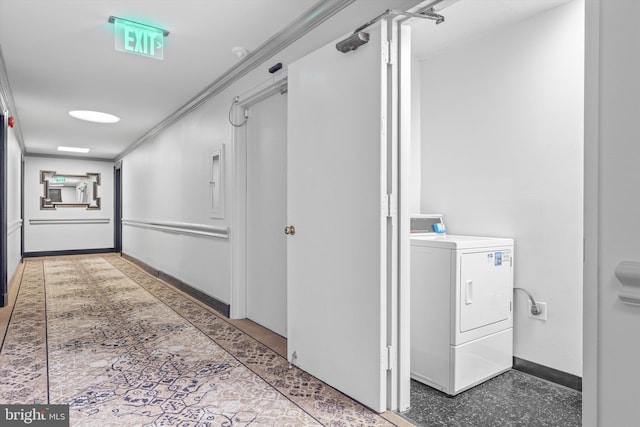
[458,249,513,333]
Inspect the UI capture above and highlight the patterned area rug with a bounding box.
[0,256,396,427]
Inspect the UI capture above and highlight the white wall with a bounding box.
[7,125,22,283]
[121,99,234,304]
[418,1,584,376]
[24,156,114,252]
[119,0,420,312]
[587,0,640,424]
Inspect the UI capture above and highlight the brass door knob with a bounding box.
[284,225,296,235]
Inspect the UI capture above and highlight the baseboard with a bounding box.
[23,248,116,258]
[122,253,230,318]
[513,357,582,392]
[121,253,159,277]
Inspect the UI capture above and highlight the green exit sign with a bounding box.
[109,16,168,60]
[55,177,66,183]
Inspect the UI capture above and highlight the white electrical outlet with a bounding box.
[528,301,547,321]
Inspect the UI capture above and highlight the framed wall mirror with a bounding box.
[40,170,101,210]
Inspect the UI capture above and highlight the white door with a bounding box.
[585,1,640,424]
[287,22,394,413]
[246,93,288,337]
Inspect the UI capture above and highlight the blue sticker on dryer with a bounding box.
[495,251,503,266]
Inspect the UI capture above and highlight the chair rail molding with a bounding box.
[29,218,110,225]
[122,218,229,240]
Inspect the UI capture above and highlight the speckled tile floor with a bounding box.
[401,370,581,427]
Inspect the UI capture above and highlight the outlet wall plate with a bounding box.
[528,301,547,321]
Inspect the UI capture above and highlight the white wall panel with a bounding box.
[7,126,21,283]
[24,156,114,252]
[121,86,235,304]
[418,0,584,375]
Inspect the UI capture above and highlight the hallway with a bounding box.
[0,255,408,426]
[1,0,590,417]
[5,0,640,423]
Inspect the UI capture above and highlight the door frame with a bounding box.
[230,77,288,319]
[114,161,123,253]
[396,17,412,412]
[20,153,24,261]
[0,113,7,307]
[583,0,600,425]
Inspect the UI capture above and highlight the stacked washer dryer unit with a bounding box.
[410,214,514,396]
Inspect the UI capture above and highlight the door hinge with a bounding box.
[382,193,395,218]
[389,40,396,65]
[382,41,389,64]
[382,40,395,65]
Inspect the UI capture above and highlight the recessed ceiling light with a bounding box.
[69,110,120,124]
[58,146,90,153]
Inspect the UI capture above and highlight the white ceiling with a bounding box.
[0,0,574,161]
[0,0,328,159]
